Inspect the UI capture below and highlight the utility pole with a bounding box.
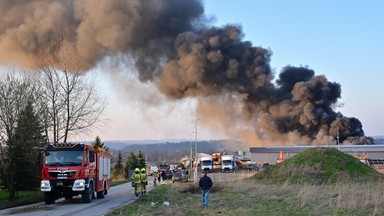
[337,128,340,150]
[194,118,200,183]
[190,131,194,179]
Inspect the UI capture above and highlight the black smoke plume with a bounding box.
[0,0,373,145]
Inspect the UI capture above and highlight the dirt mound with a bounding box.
[255,147,383,184]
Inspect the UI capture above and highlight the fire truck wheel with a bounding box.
[82,183,93,203]
[97,186,106,199]
[44,192,55,204]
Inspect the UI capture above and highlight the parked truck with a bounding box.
[212,153,222,171]
[40,143,111,204]
[221,155,235,172]
[158,164,171,174]
[200,156,213,172]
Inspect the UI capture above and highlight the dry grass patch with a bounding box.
[107,177,384,216]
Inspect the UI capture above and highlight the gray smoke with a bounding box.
[0,0,373,145]
[0,0,204,75]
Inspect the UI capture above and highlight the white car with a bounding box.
[149,166,159,175]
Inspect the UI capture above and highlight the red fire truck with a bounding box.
[40,143,112,204]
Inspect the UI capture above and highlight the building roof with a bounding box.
[250,145,384,153]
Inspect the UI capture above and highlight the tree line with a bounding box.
[111,150,146,181]
[0,70,106,200]
[112,140,246,165]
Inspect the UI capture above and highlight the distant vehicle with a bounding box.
[246,161,260,171]
[173,168,185,174]
[158,164,170,173]
[162,170,173,180]
[221,155,235,172]
[200,156,213,172]
[354,155,368,164]
[170,165,176,172]
[212,153,222,171]
[172,172,188,183]
[149,166,159,175]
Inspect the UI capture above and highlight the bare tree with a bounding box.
[38,67,107,143]
[31,34,107,143]
[0,71,39,200]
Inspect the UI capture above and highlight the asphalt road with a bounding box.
[0,176,155,216]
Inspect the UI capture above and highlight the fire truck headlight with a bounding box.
[72,179,86,191]
[41,180,51,192]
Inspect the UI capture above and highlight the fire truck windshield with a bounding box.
[45,150,83,166]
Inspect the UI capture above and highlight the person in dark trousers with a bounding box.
[199,171,213,209]
[161,170,166,181]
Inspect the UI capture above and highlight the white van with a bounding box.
[149,166,159,175]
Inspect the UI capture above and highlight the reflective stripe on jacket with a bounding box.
[131,173,141,184]
[141,173,147,182]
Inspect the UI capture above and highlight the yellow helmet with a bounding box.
[141,168,146,173]
[135,168,140,173]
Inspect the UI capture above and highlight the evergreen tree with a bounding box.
[125,151,138,171]
[12,100,46,191]
[124,151,147,177]
[112,151,125,180]
[137,150,146,169]
[91,136,109,151]
[124,151,138,179]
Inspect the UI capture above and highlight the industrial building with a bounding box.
[250,145,384,165]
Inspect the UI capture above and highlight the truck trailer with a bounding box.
[40,143,111,204]
[221,155,235,172]
[200,156,213,172]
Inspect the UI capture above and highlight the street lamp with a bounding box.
[195,118,200,156]
[189,131,194,177]
[194,118,200,183]
[337,128,340,150]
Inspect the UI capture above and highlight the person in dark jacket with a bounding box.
[198,171,213,209]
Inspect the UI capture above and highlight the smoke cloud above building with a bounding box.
[0,0,373,145]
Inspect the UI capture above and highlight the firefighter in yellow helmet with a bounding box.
[140,168,148,195]
[131,168,142,197]
[153,170,158,186]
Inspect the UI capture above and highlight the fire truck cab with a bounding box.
[40,143,111,204]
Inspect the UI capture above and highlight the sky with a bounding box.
[79,0,384,142]
[203,0,384,139]
[1,1,383,143]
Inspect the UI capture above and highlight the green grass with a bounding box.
[0,189,43,210]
